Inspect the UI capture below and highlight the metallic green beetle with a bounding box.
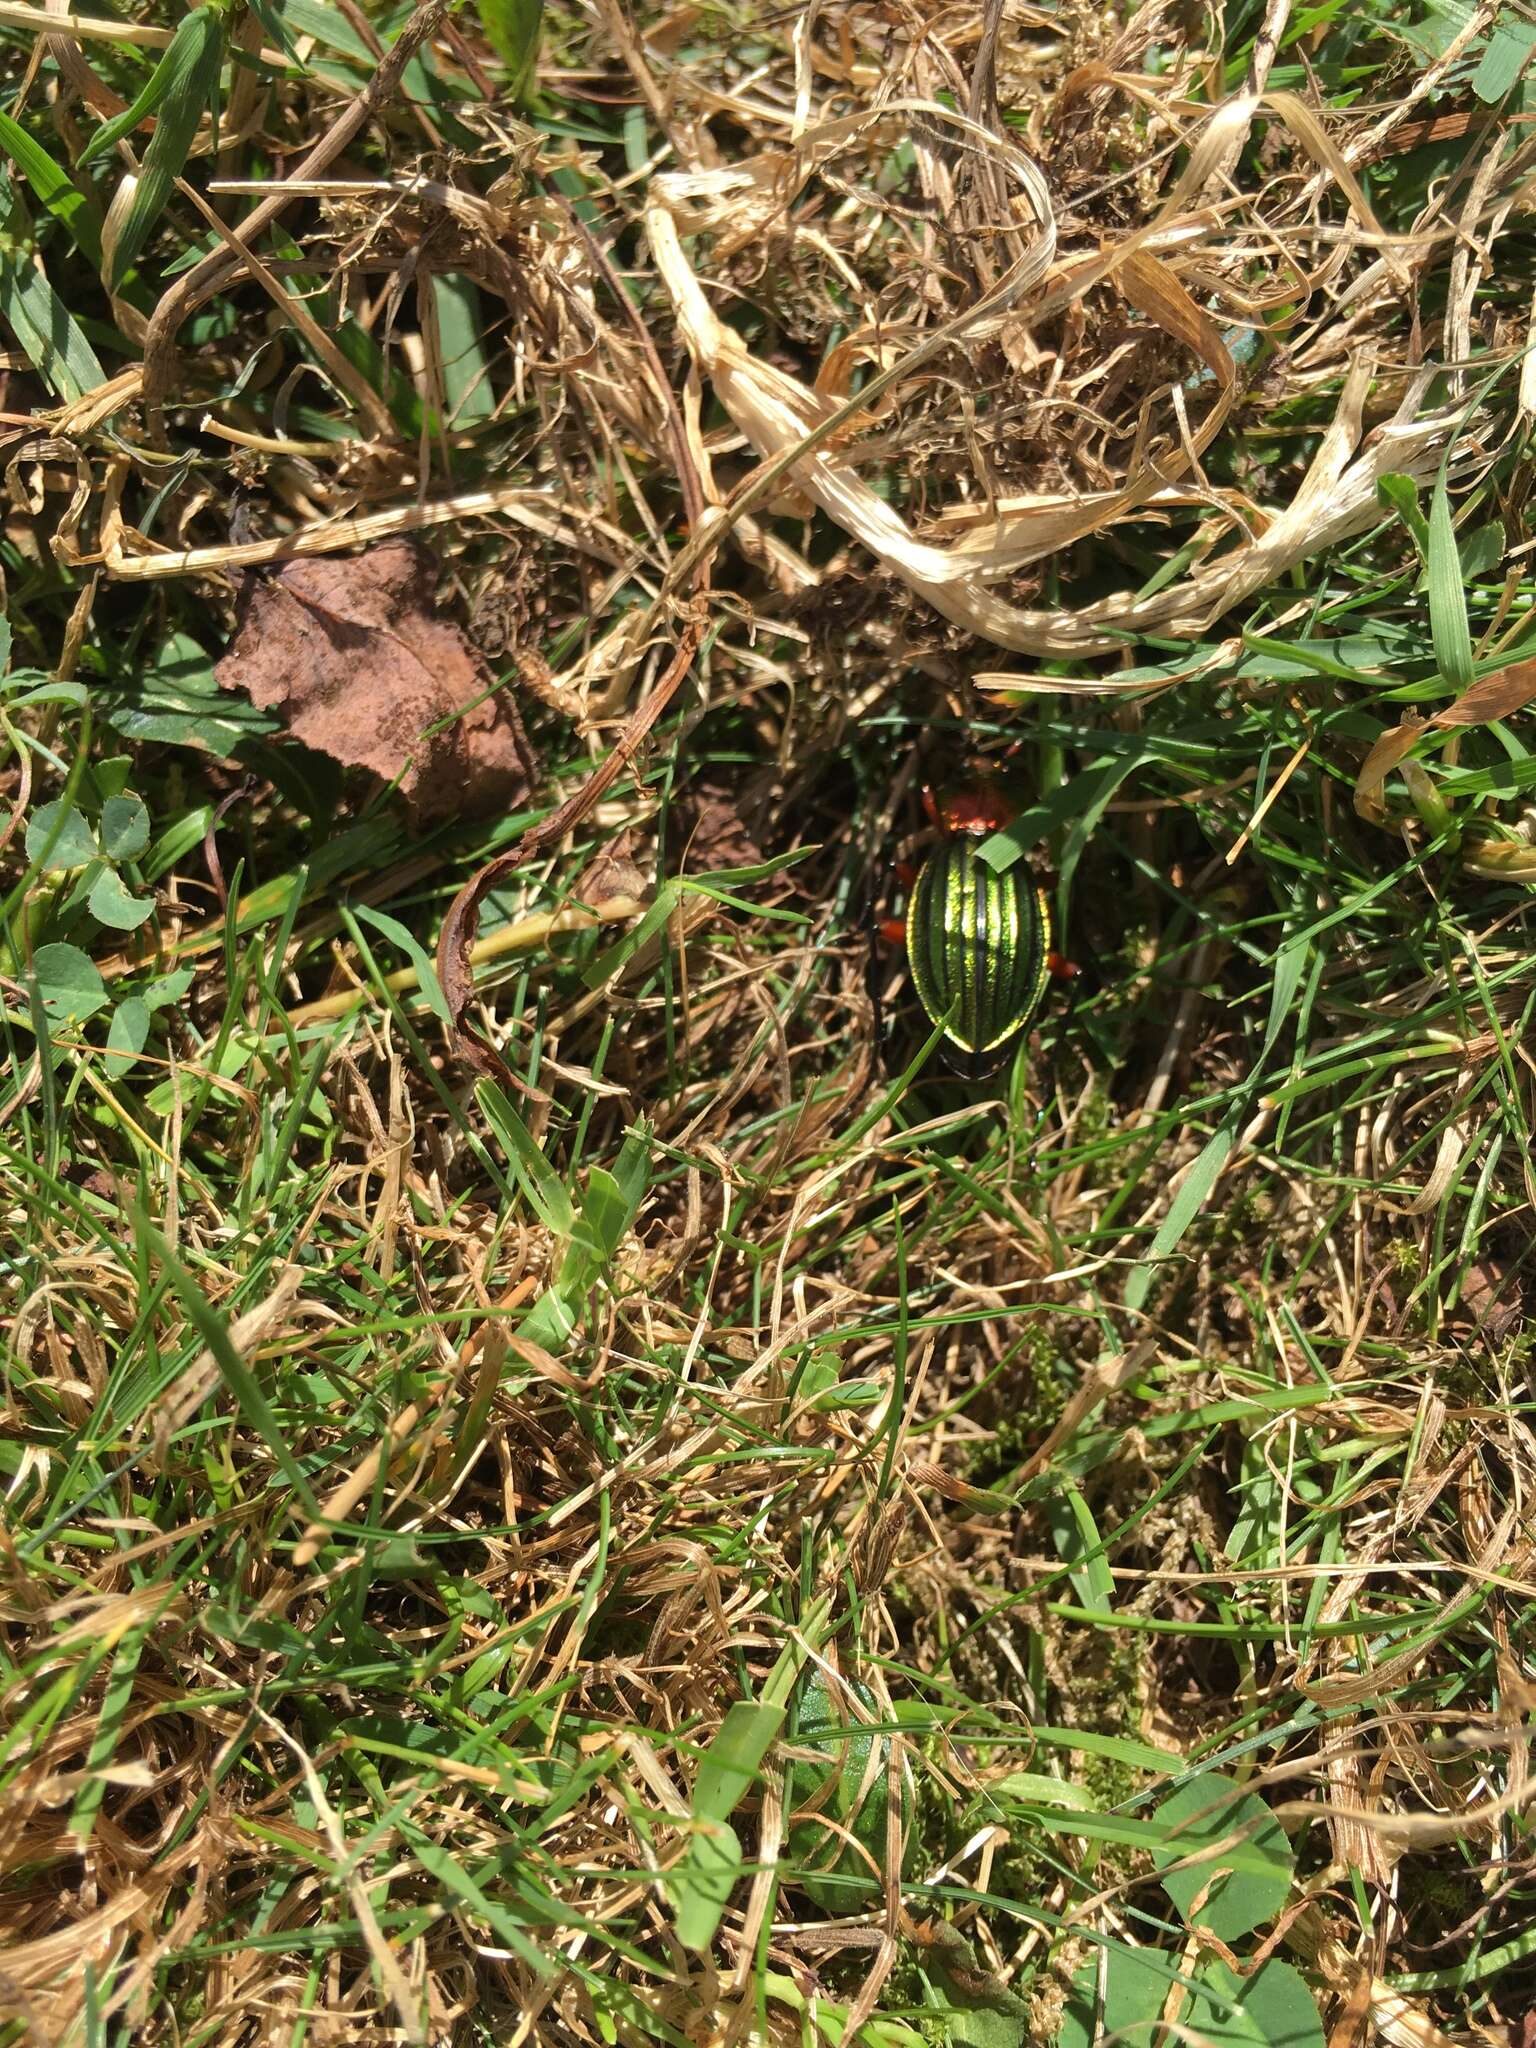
[907,837,1052,1078]
[882,780,1066,1079]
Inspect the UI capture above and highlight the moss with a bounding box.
[966,1323,1073,1489]
[1078,1741,1143,1814]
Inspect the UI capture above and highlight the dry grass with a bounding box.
[4,0,1536,2044]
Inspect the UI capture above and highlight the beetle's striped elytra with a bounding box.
[905,838,1051,1078]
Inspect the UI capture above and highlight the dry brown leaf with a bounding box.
[1323,1948,1372,2048]
[576,838,649,907]
[1354,656,1536,823]
[1431,653,1536,727]
[1118,248,1236,409]
[216,539,535,822]
[1354,715,1427,824]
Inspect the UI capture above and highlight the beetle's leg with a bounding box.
[878,917,907,945]
[1047,951,1079,981]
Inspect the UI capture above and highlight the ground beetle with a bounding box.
[879,778,1073,1079]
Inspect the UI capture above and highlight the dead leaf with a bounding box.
[1050,60,1120,117]
[1458,1255,1521,1344]
[673,778,766,873]
[1431,655,1536,729]
[216,540,536,822]
[1324,1965,1372,2048]
[576,837,649,907]
[1353,715,1426,824]
[1355,657,1536,824]
[1118,249,1236,407]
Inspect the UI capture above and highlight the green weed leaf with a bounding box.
[476,1079,576,1236]
[694,1701,785,1823]
[1473,17,1536,101]
[106,996,152,1063]
[1047,1478,1114,1608]
[87,866,155,931]
[1194,1959,1326,2047]
[474,0,542,100]
[1152,1771,1294,1939]
[1059,1949,1323,2048]
[1376,472,1428,557]
[564,1157,645,1284]
[765,1972,925,2048]
[99,793,150,860]
[26,800,98,870]
[666,1699,782,1950]
[785,1668,903,1911]
[920,1920,1032,2048]
[30,941,109,1025]
[1059,1942,1176,2048]
[668,1818,742,1952]
[110,632,274,753]
[143,967,195,1011]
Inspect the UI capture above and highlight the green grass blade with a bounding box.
[474,0,542,101]
[1428,466,1474,691]
[475,1078,576,1236]
[0,218,106,401]
[136,1216,323,1521]
[0,111,101,265]
[80,8,218,168]
[94,8,224,286]
[429,272,495,423]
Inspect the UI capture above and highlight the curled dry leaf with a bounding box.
[1428,654,1536,727]
[1354,656,1536,823]
[216,539,536,823]
[576,837,649,907]
[1354,716,1428,825]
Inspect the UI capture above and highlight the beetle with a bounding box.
[877,777,1073,1080]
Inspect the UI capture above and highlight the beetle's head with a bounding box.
[921,778,1016,839]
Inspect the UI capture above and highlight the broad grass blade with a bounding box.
[87,7,224,287]
[474,0,542,101]
[1428,466,1474,691]
[0,110,101,264]
[0,217,106,401]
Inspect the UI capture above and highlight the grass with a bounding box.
[5,0,1536,2043]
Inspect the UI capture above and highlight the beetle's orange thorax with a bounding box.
[922,780,1016,838]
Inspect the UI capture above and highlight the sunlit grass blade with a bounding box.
[474,0,542,101]
[0,110,102,266]
[0,217,106,400]
[87,6,224,286]
[1428,464,1474,692]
